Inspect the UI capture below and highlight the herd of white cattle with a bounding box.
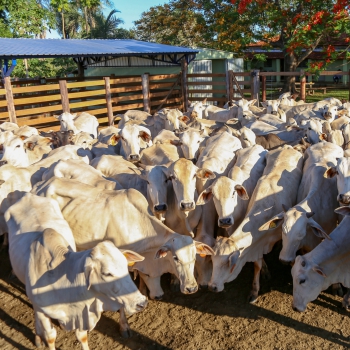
[1,91,350,349]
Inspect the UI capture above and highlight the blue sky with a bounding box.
[47,0,169,38]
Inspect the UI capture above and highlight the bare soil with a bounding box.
[1,240,350,350]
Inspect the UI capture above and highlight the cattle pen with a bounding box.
[1,69,349,131]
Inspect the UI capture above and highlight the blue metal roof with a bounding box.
[0,38,198,59]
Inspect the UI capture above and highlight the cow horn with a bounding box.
[306,211,315,218]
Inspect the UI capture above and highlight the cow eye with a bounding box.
[16,145,21,148]
[173,256,179,262]
[102,272,113,277]
[308,127,311,130]
[299,279,306,285]
[301,260,306,267]
[121,136,126,141]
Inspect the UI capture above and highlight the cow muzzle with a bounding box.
[218,217,233,228]
[208,283,222,293]
[292,303,305,312]
[154,204,168,213]
[135,298,148,312]
[180,201,195,211]
[128,154,140,162]
[323,112,333,120]
[271,111,278,115]
[338,194,350,205]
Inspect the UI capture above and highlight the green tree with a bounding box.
[133,1,206,47]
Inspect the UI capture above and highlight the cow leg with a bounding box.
[342,288,350,310]
[138,275,148,297]
[75,329,89,350]
[261,258,271,280]
[138,272,164,300]
[0,232,8,251]
[331,283,343,297]
[248,258,263,303]
[34,310,57,350]
[119,307,132,338]
[170,274,180,292]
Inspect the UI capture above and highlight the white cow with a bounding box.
[5,193,147,348]
[56,112,99,138]
[33,177,213,299]
[261,142,343,264]
[209,146,303,301]
[291,207,350,312]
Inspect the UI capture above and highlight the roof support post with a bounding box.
[181,58,189,112]
[227,70,234,102]
[4,76,16,123]
[59,80,70,113]
[141,73,151,114]
[104,77,114,126]
[77,61,84,78]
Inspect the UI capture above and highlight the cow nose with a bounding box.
[154,204,168,212]
[338,194,350,204]
[199,284,208,290]
[0,160,8,166]
[129,154,140,162]
[292,305,301,312]
[271,111,278,115]
[218,217,233,227]
[208,284,218,293]
[186,286,198,294]
[180,201,194,211]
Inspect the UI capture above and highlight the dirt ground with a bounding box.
[1,239,350,350]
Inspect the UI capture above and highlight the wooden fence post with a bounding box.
[261,74,266,102]
[3,76,16,123]
[181,58,189,112]
[59,80,70,113]
[141,73,150,113]
[300,71,306,102]
[348,70,350,101]
[227,70,234,101]
[104,77,114,125]
[250,69,260,105]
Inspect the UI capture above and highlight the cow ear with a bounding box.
[308,218,331,240]
[19,135,27,140]
[324,166,338,178]
[260,101,267,108]
[179,115,190,123]
[24,141,36,151]
[334,206,350,216]
[234,184,249,200]
[259,212,284,231]
[122,250,145,267]
[196,186,213,205]
[155,245,171,259]
[194,241,214,257]
[169,139,182,146]
[84,256,95,290]
[319,133,328,141]
[248,99,257,106]
[228,250,240,273]
[312,265,326,278]
[139,131,152,143]
[196,168,216,180]
[0,179,5,187]
[109,134,121,146]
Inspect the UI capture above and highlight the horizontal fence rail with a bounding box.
[0,73,184,131]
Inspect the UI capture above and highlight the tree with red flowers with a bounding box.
[199,0,350,90]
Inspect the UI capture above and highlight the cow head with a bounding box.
[175,128,205,162]
[291,255,326,312]
[84,240,147,316]
[197,176,248,229]
[165,158,215,212]
[325,157,350,206]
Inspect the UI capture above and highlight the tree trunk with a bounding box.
[283,51,298,93]
[84,7,89,34]
[61,11,65,39]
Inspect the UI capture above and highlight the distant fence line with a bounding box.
[0,70,349,130]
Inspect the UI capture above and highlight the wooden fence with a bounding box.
[1,69,349,131]
[0,73,182,131]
